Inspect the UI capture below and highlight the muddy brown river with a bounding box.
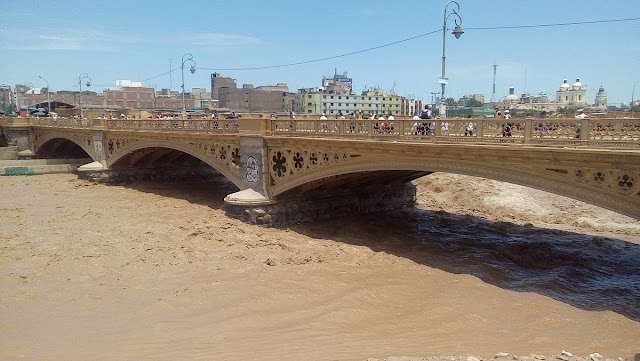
[1,173,638,360]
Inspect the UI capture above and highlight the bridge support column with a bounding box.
[0,124,31,154]
[223,135,273,222]
[78,130,108,171]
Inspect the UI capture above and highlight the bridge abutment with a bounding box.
[0,123,31,153]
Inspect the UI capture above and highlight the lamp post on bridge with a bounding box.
[439,1,464,119]
[78,73,91,119]
[38,75,50,113]
[181,53,196,118]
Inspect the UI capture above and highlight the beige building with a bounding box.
[295,71,406,116]
[210,73,294,113]
[556,78,586,107]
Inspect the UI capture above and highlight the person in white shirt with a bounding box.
[504,110,512,119]
[387,113,395,121]
[574,109,586,119]
[319,113,327,120]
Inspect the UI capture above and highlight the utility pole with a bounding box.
[491,61,498,103]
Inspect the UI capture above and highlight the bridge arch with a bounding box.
[33,132,95,160]
[105,138,243,188]
[267,147,640,220]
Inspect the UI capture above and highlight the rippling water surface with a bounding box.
[384,208,640,321]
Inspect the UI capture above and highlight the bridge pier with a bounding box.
[224,181,417,226]
[0,122,32,153]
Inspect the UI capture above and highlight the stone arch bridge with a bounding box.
[2,115,639,223]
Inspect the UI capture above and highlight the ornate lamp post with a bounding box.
[38,75,50,113]
[439,1,464,119]
[181,53,196,117]
[78,73,91,118]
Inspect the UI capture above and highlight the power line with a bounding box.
[137,17,640,81]
[467,17,640,30]
[198,29,442,71]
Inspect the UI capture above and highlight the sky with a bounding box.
[1,0,639,105]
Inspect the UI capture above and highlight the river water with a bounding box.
[1,173,639,360]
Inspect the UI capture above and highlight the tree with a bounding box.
[465,98,483,107]
[445,97,457,106]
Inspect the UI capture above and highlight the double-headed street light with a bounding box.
[439,0,464,119]
[181,53,196,116]
[38,75,50,113]
[78,73,91,118]
[430,91,440,110]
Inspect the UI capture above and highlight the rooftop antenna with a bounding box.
[490,61,498,103]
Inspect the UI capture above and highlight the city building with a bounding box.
[294,71,405,116]
[503,85,519,105]
[210,73,294,113]
[594,86,607,108]
[401,98,424,117]
[556,78,586,107]
[458,93,485,105]
[14,81,206,112]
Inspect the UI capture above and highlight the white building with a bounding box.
[556,78,586,107]
[503,85,519,105]
[594,86,607,107]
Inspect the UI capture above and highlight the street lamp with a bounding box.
[439,0,464,119]
[38,75,50,113]
[181,53,196,116]
[430,91,440,111]
[78,73,91,118]
[632,81,640,116]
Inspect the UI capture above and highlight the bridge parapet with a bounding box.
[5,116,640,147]
[269,117,640,148]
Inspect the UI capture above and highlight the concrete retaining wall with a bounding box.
[0,146,18,160]
[0,158,92,176]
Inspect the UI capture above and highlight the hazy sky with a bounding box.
[1,0,639,104]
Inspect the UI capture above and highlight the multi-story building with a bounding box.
[458,93,485,105]
[295,71,406,116]
[16,82,204,111]
[401,98,424,116]
[556,78,586,106]
[210,73,294,112]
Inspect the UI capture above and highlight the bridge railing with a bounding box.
[17,117,240,134]
[7,116,640,147]
[105,119,240,133]
[269,117,640,147]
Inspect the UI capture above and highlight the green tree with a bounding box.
[445,97,457,106]
[465,98,483,107]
